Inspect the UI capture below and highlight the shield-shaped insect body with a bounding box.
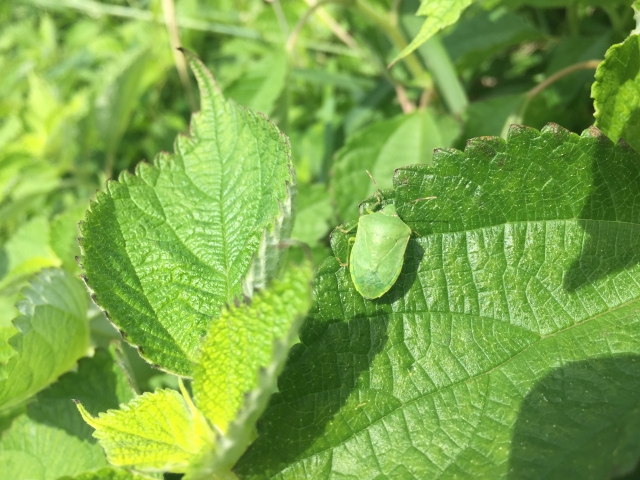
[349,204,411,299]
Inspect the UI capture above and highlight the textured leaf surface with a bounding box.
[0,347,135,479]
[593,34,640,152]
[235,124,640,479]
[393,0,473,63]
[0,268,89,410]
[78,386,213,473]
[331,111,454,222]
[189,262,313,476]
[80,53,294,375]
[58,468,156,480]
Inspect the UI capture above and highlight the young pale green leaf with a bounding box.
[593,34,640,152]
[331,110,456,222]
[58,468,157,480]
[188,262,313,477]
[79,52,294,376]
[78,384,214,473]
[392,0,473,64]
[0,347,135,480]
[235,124,640,479]
[0,268,89,410]
[0,216,61,297]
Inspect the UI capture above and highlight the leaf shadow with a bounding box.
[508,355,640,480]
[563,138,640,292]
[26,348,125,443]
[235,241,425,476]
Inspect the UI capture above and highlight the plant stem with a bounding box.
[271,0,291,38]
[27,0,359,57]
[161,0,197,112]
[501,59,602,138]
[287,0,350,53]
[303,0,359,50]
[415,35,468,116]
[567,2,580,37]
[354,0,428,86]
[525,59,601,101]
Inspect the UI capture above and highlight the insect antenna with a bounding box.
[365,170,383,207]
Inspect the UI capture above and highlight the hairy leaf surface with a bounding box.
[0,268,89,410]
[190,262,313,477]
[78,385,213,473]
[79,263,312,477]
[80,53,294,375]
[235,124,640,479]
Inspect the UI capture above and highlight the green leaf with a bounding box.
[392,0,473,64]
[442,9,543,71]
[235,124,640,478]
[331,111,457,222]
[50,205,86,273]
[79,262,313,477]
[291,183,335,246]
[593,34,640,152]
[94,46,166,160]
[0,268,89,410]
[79,52,294,376]
[0,216,61,295]
[224,51,288,116]
[78,385,214,473]
[0,347,135,479]
[189,261,313,477]
[58,468,157,480]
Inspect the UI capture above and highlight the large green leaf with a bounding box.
[78,263,313,477]
[593,34,640,153]
[235,124,640,478]
[0,346,135,479]
[392,0,473,64]
[0,268,89,410]
[331,110,458,222]
[79,52,294,376]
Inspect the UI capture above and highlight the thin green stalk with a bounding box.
[161,0,197,112]
[354,0,429,86]
[286,0,350,53]
[271,0,291,38]
[602,5,624,35]
[415,35,468,116]
[567,2,580,37]
[501,59,601,138]
[27,0,359,56]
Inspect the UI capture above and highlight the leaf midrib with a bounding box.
[275,294,640,477]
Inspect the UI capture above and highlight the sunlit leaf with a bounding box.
[236,124,640,479]
[80,52,294,375]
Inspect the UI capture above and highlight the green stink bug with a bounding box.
[349,202,412,299]
[337,172,435,299]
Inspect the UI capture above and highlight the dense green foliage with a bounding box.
[2,0,640,479]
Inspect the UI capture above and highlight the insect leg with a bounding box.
[336,236,356,267]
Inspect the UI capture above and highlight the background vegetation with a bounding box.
[1,0,639,478]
